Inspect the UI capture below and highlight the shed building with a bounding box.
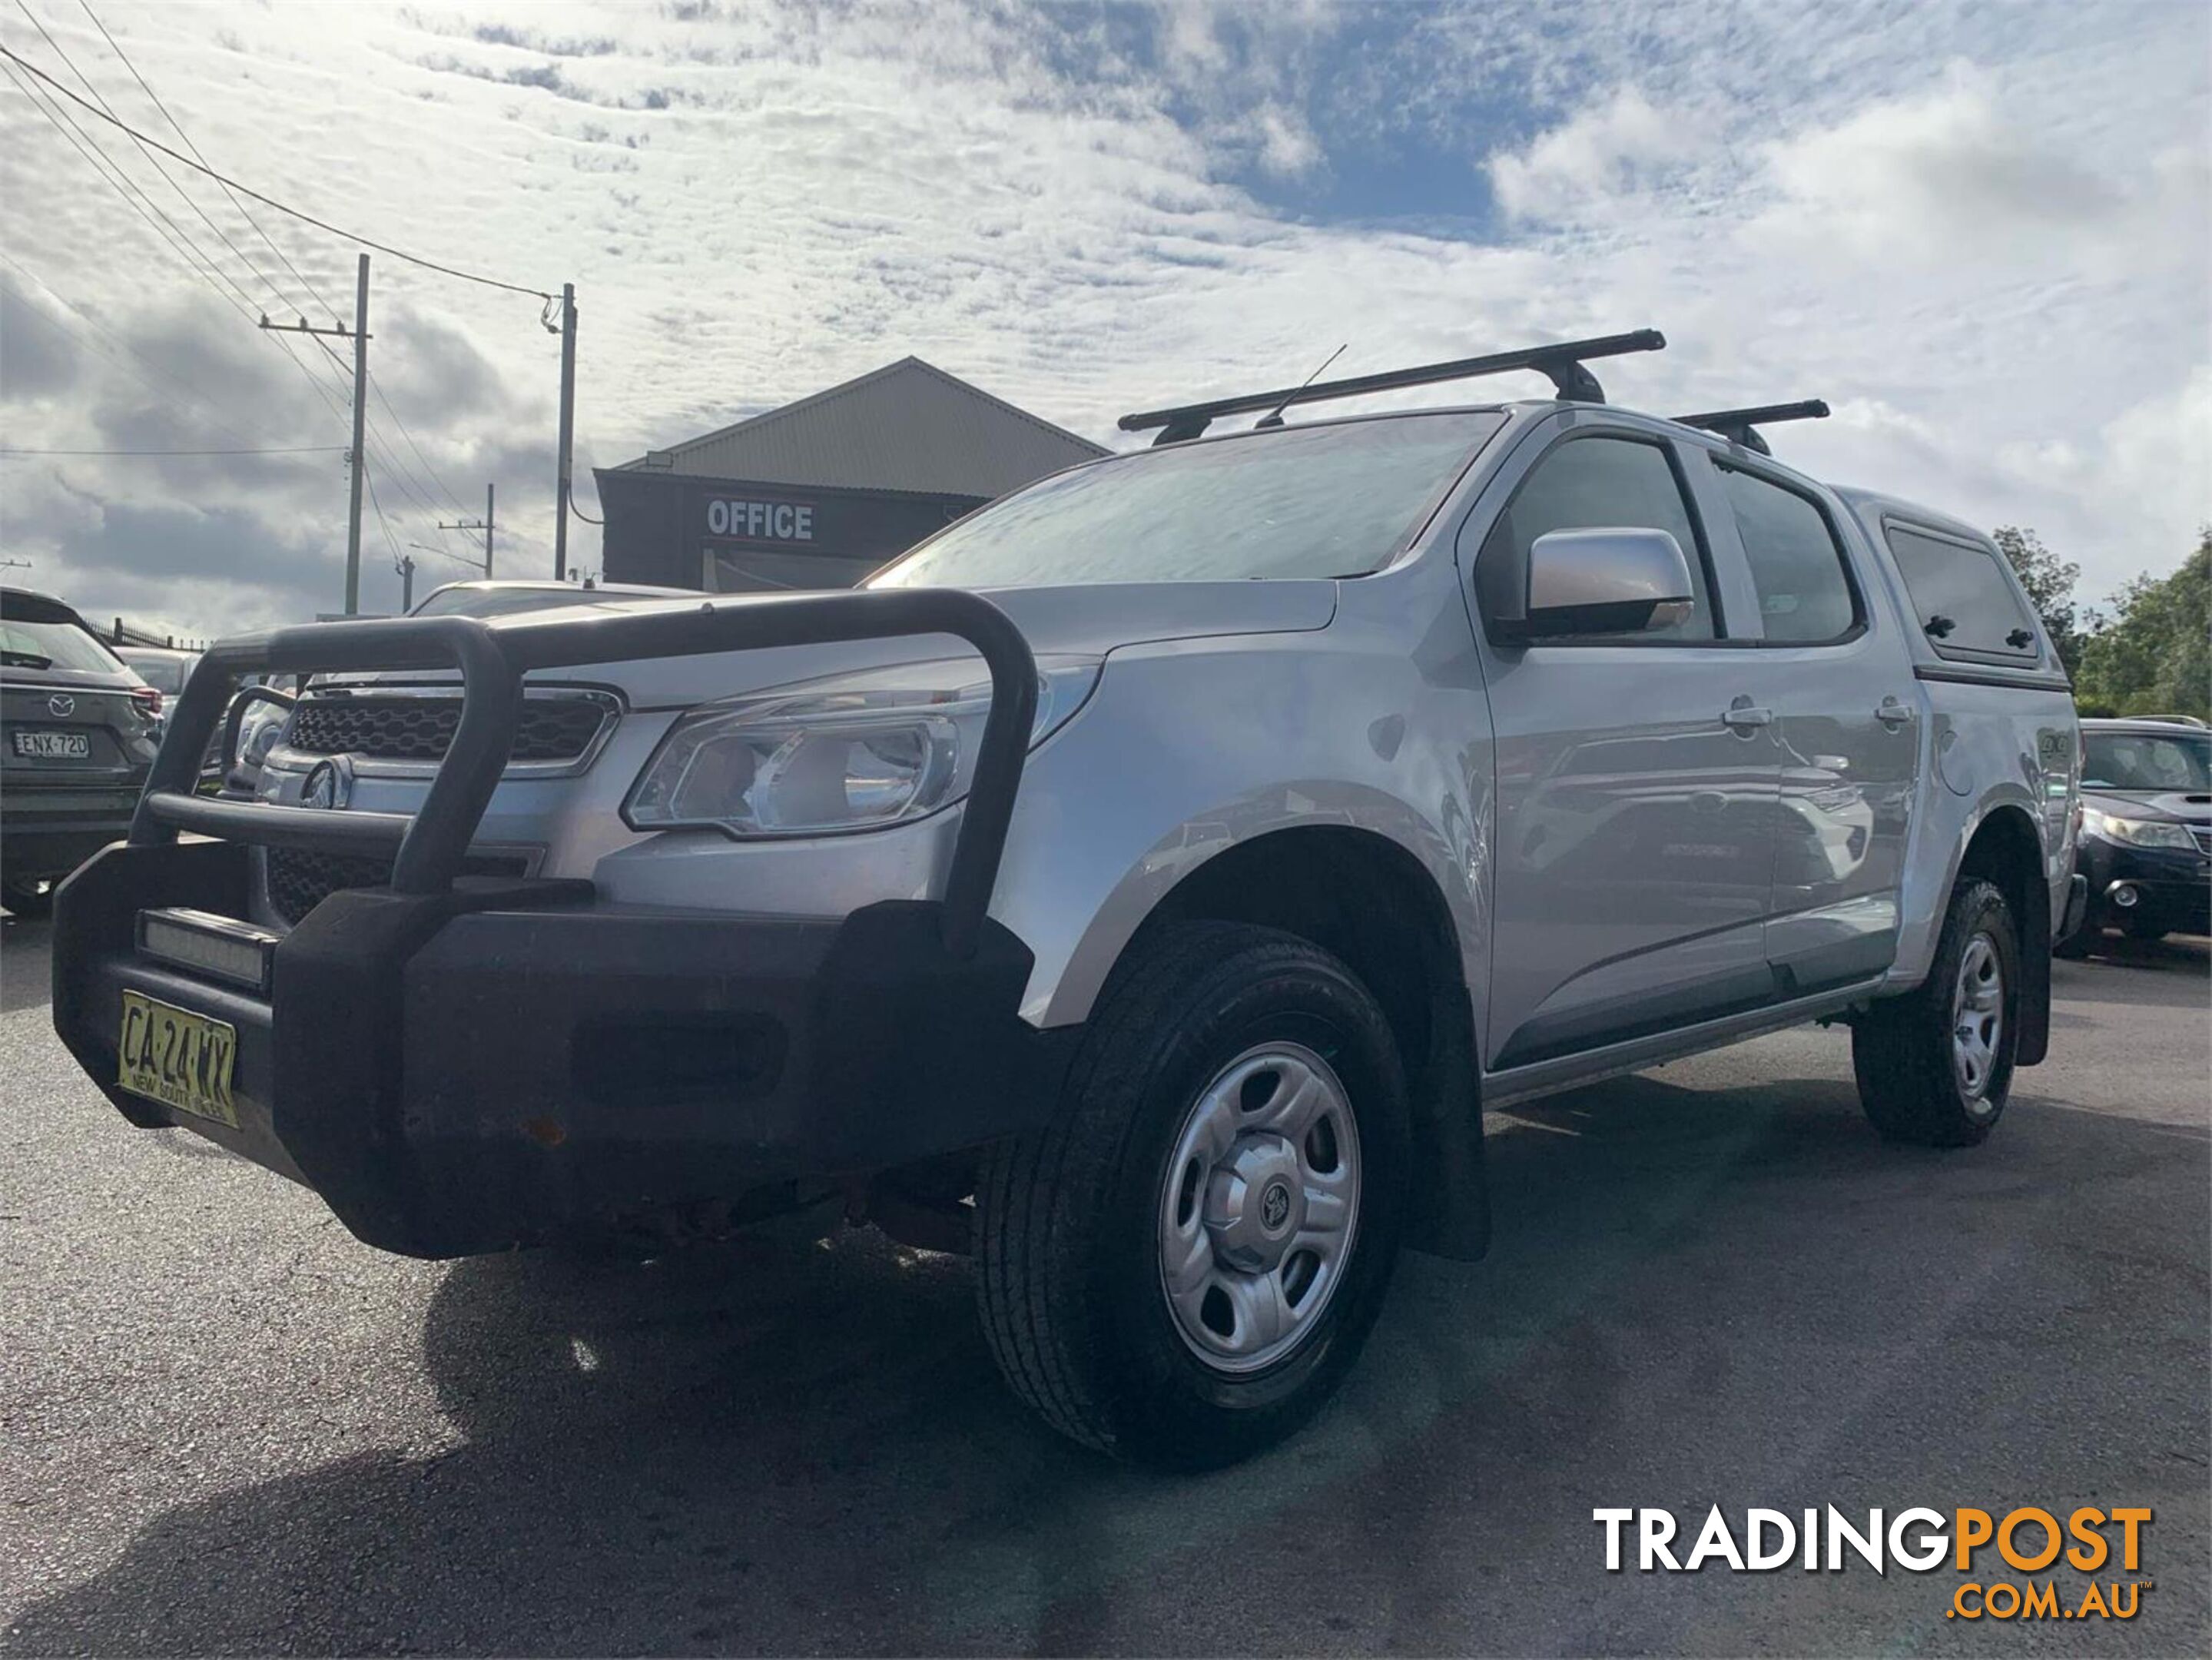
[594,357,1109,593]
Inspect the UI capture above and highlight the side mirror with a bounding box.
[1518,526,1694,639]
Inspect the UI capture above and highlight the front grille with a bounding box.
[285,694,607,765]
[265,847,532,925]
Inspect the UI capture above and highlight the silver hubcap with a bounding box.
[1952,932,2005,1107]
[1157,1042,1361,1373]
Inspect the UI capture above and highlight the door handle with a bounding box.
[1720,702,1773,732]
[1875,696,1915,729]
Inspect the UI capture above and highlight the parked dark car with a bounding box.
[2057,718,2212,953]
[1,588,163,916]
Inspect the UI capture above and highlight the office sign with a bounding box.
[705,496,816,543]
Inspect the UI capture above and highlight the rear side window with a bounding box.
[1476,435,1715,641]
[1718,466,1858,644]
[1884,524,2042,662]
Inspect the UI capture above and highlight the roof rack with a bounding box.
[1119,329,1667,445]
[1671,400,1829,457]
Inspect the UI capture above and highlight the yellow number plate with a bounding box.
[118,990,239,1128]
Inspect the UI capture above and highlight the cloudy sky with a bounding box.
[1,0,2205,638]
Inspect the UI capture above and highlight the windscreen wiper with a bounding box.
[1,650,54,669]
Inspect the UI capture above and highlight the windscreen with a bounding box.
[0,616,124,674]
[413,586,596,619]
[2082,731,2210,793]
[872,413,1503,589]
[124,655,191,693]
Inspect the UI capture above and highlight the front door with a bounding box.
[1464,426,1786,1071]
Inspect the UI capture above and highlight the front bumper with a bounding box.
[54,838,1065,1257]
[2075,837,2212,935]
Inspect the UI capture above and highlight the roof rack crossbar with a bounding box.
[1672,399,1829,457]
[1120,328,1667,443]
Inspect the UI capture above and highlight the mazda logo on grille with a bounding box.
[301,757,353,810]
[47,694,75,718]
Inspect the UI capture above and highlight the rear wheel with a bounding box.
[1852,878,2018,1147]
[973,921,1409,1469]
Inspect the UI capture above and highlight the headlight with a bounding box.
[624,656,1099,837]
[2081,807,2196,850]
[237,705,289,768]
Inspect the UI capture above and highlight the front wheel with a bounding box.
[973,921,1409,1469]
[1852,878,2019,1147]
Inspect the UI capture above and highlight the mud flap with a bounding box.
[1405,980,1490,1261]
[2016,872,2053,1067]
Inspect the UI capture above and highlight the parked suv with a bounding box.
[50,333,2079,1467]
[2058,719,2210,950]
[2,588,161,916]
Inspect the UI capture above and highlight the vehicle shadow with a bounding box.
[5,1074,2206,1656]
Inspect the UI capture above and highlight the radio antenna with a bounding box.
[1253,343,1348,430]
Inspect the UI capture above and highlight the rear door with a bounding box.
[1463,419,1790,1071]
[1682,452,1918,992]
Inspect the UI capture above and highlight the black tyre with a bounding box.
[1,878,54,920]
[2051,918,2093,959]
[974,921,1409,1469]
[1852,878,2019,1147]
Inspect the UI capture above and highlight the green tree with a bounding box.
[1993,526,2086,679]
[2073,530,2211,722]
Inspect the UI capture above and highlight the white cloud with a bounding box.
[1486,88,1706,223]
[1757,63,2128,261]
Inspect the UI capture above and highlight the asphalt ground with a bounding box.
[2,915,2205,1657]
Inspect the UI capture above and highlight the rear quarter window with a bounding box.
[1883,523,2042,662]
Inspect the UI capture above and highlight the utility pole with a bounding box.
[261,252,371,614]
[395,553,414,612]
[553,282,576,582]
[438,483,494,576]
[349,255,369,614]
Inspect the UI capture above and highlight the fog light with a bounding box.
[137,908,276,995]
[2109,883,2140,909]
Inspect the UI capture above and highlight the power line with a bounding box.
[56,5,474,528]
[0,45,353,443]
[0,444,345,456]
[0,58,262,328]
[0,42,552,299]
[13,1,290,321]
[75,0,338,320]
[368,371,469,514]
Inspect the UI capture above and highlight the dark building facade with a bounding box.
[595,357,1109,593]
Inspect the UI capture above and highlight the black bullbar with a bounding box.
[51,590,1061,1258]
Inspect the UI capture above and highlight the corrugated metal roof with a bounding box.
[618,357,1110,496]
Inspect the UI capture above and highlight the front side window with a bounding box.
[1474,434,1715,640]
[1719,466,1858,644]
[871,413,1503,589]
[1885,524,2042,662]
